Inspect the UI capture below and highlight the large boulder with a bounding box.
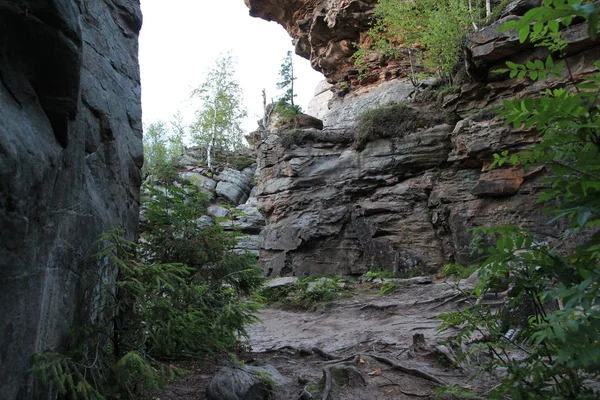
[206,364,289,400]
[216,168,253,205]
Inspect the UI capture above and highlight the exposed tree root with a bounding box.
[323,355,356,365]
[429,293,463,310]
[360,303,399,311]
[322,366,333,400]
[363,353,446,385]
[321,355,363,400]
[379,383,431,397]
[312,347,341,361]
[312,345,445,399]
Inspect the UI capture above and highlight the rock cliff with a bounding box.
[0,1,142,398]
[247,0,598,277]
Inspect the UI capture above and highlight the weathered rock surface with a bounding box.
[245,0,377,83]
[0,1,143,398]
[206,364,289,400]
[216,167,253,205]
[307,80,333,120]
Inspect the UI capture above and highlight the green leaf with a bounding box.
[548,19,559,33]
[506,61,519,69]
[534,59,544,70]
[586,11,598,39]
[519,26,530,43]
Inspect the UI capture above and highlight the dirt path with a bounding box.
[155,279,499,399]
[248,281,460,353]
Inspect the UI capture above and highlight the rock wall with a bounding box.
[0,1,143,398]
[248,0,598,277]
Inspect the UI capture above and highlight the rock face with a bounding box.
[0,1,142,398]
[245,0,377,83]
[248,1,595,278]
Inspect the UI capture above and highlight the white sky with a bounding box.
[139,0,324,135]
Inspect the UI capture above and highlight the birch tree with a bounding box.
[191,54,246,171]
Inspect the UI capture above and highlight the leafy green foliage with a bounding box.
[30,352,103,400]
[498,0,600,48]
[228,153,256,171]
[378,281,398,295]
[439,264,479,279]
[435,383,477,399]
[438,2,600,397]
[143,120,184,180]
[365,270,395,279]
[354,0,492,78]
[260,276,350,310]
[274,101,302,124]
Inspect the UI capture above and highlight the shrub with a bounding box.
[274,101,302,124]
[353,0,509,81]
[260,276,350,310]
[228,154,255,171]
[354,102,452,149]
[439,264,479,279]
[379,281,398,295]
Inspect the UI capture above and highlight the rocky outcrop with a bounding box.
[0,1,143,398]
[248,1,595,278]
[245,0,378,83]
[171,152,266,256]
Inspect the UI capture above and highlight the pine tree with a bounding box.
[276,50,296,106]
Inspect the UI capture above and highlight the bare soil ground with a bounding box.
[150,279,500,399]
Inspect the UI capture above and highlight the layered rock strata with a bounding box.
[0,1,143,398]
[249,0,594,277]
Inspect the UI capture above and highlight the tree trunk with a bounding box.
[290,58,295,107]
[207,101,217,172]
[262,89,268,136]
[486,0,491,17]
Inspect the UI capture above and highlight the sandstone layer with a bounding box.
[249,0,597,277]
[0,1,143,398]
